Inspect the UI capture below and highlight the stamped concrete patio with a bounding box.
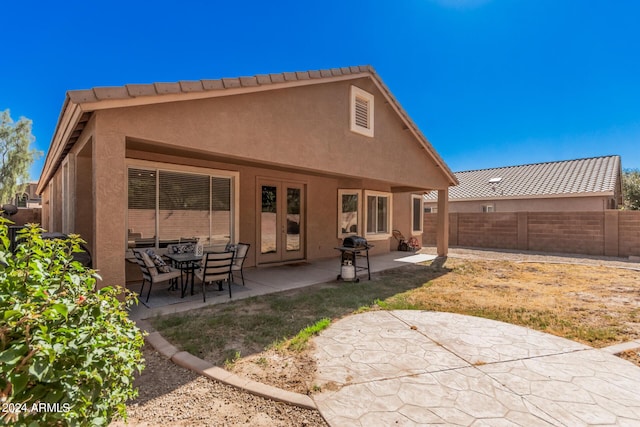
[312,310,640,426]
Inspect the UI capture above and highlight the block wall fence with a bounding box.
[423,211,640,258]
[6,208,42,227]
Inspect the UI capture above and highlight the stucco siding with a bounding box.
[426,196,613,213]
[97,79,449,190]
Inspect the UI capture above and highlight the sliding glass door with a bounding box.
[127,167,234,249]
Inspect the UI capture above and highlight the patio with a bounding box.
[127,251,438,321]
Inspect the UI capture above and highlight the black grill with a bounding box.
[343,236,369,249]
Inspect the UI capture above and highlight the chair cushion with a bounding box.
[145,249,172,273]
[171,243,195,254]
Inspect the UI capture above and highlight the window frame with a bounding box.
[350,85,374,137]
[364,190,392,240]
[482,204,495,213]
[411,194,424,235]
[337,189,362,238]
[125,160,239,251]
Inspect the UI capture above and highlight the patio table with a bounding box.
[164,253,203,298]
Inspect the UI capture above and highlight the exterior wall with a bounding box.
[75,144,94,252]
[392,192,415,251]
[425,196,613,213]
[424,211,640,258]
[41,186,50,230]
[98,78,450,191]
[8,208,42,226]
[93,118,127,287]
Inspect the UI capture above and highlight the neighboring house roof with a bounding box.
[425,155,622,201]
[37,65,458,194]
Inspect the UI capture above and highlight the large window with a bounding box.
[127,166,235,249]
[412,195,423,234]
[365,190,391,239]
[338,189,361,238]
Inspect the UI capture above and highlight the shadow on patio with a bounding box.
[127,251,439,321]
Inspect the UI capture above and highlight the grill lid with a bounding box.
[343,236,368,248]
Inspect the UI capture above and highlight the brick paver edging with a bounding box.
[137,320,316,410]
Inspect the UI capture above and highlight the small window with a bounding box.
[424,206,437,214]
[364,190,392,239]
[338,189,361,238]
[16,193,28,208]
[350,86,374,137]
[411,195,423,234]
[482,205,494,213]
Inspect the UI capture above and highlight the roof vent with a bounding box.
[488,177,502,184]
[350,86,374,137]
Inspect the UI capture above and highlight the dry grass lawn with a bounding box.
[379,259,640,347]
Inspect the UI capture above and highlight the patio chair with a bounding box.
[195,251,235,302]
[133,249,182,303]
[231,243,250,286]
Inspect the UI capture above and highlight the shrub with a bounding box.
[0,219,145,426]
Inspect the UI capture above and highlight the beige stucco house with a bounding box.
[36,65,457,287]
[425,155,623,213]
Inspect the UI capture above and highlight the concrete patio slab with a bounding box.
[127,251,436,320]
[312,311,640,426]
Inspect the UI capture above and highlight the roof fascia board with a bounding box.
[74,74,369,112]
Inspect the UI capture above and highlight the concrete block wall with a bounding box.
[527,212,604,255]
[457,213,519,249]
[619,211,640,257]
[6,208,42,227]
[424,210,640,258]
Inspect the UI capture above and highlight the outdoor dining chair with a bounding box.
[195,251,235,302]
[231,243,250,286]
[133,249,182,303]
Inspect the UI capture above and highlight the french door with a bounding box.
[258,179,305,264]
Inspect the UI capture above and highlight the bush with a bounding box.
[0,219,145,426]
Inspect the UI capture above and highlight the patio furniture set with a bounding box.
[132,242,250,303]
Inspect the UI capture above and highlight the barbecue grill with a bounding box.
[342,236,369,249]
[335,236,373,282]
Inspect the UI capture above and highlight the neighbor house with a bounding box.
[424,155,623,213]
[36,65,457,287]
[14,182,42,208]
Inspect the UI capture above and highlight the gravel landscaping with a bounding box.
[110,346,327,427]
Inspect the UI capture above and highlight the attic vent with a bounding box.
[355,96,370,129]
[350,85,374,137]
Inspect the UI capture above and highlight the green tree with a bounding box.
[0,110,41,204]
[622,168,640,210]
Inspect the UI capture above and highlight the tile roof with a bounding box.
[66,66,375,104]
[425,155,621,200]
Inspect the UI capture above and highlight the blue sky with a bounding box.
[2,0,639,181]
